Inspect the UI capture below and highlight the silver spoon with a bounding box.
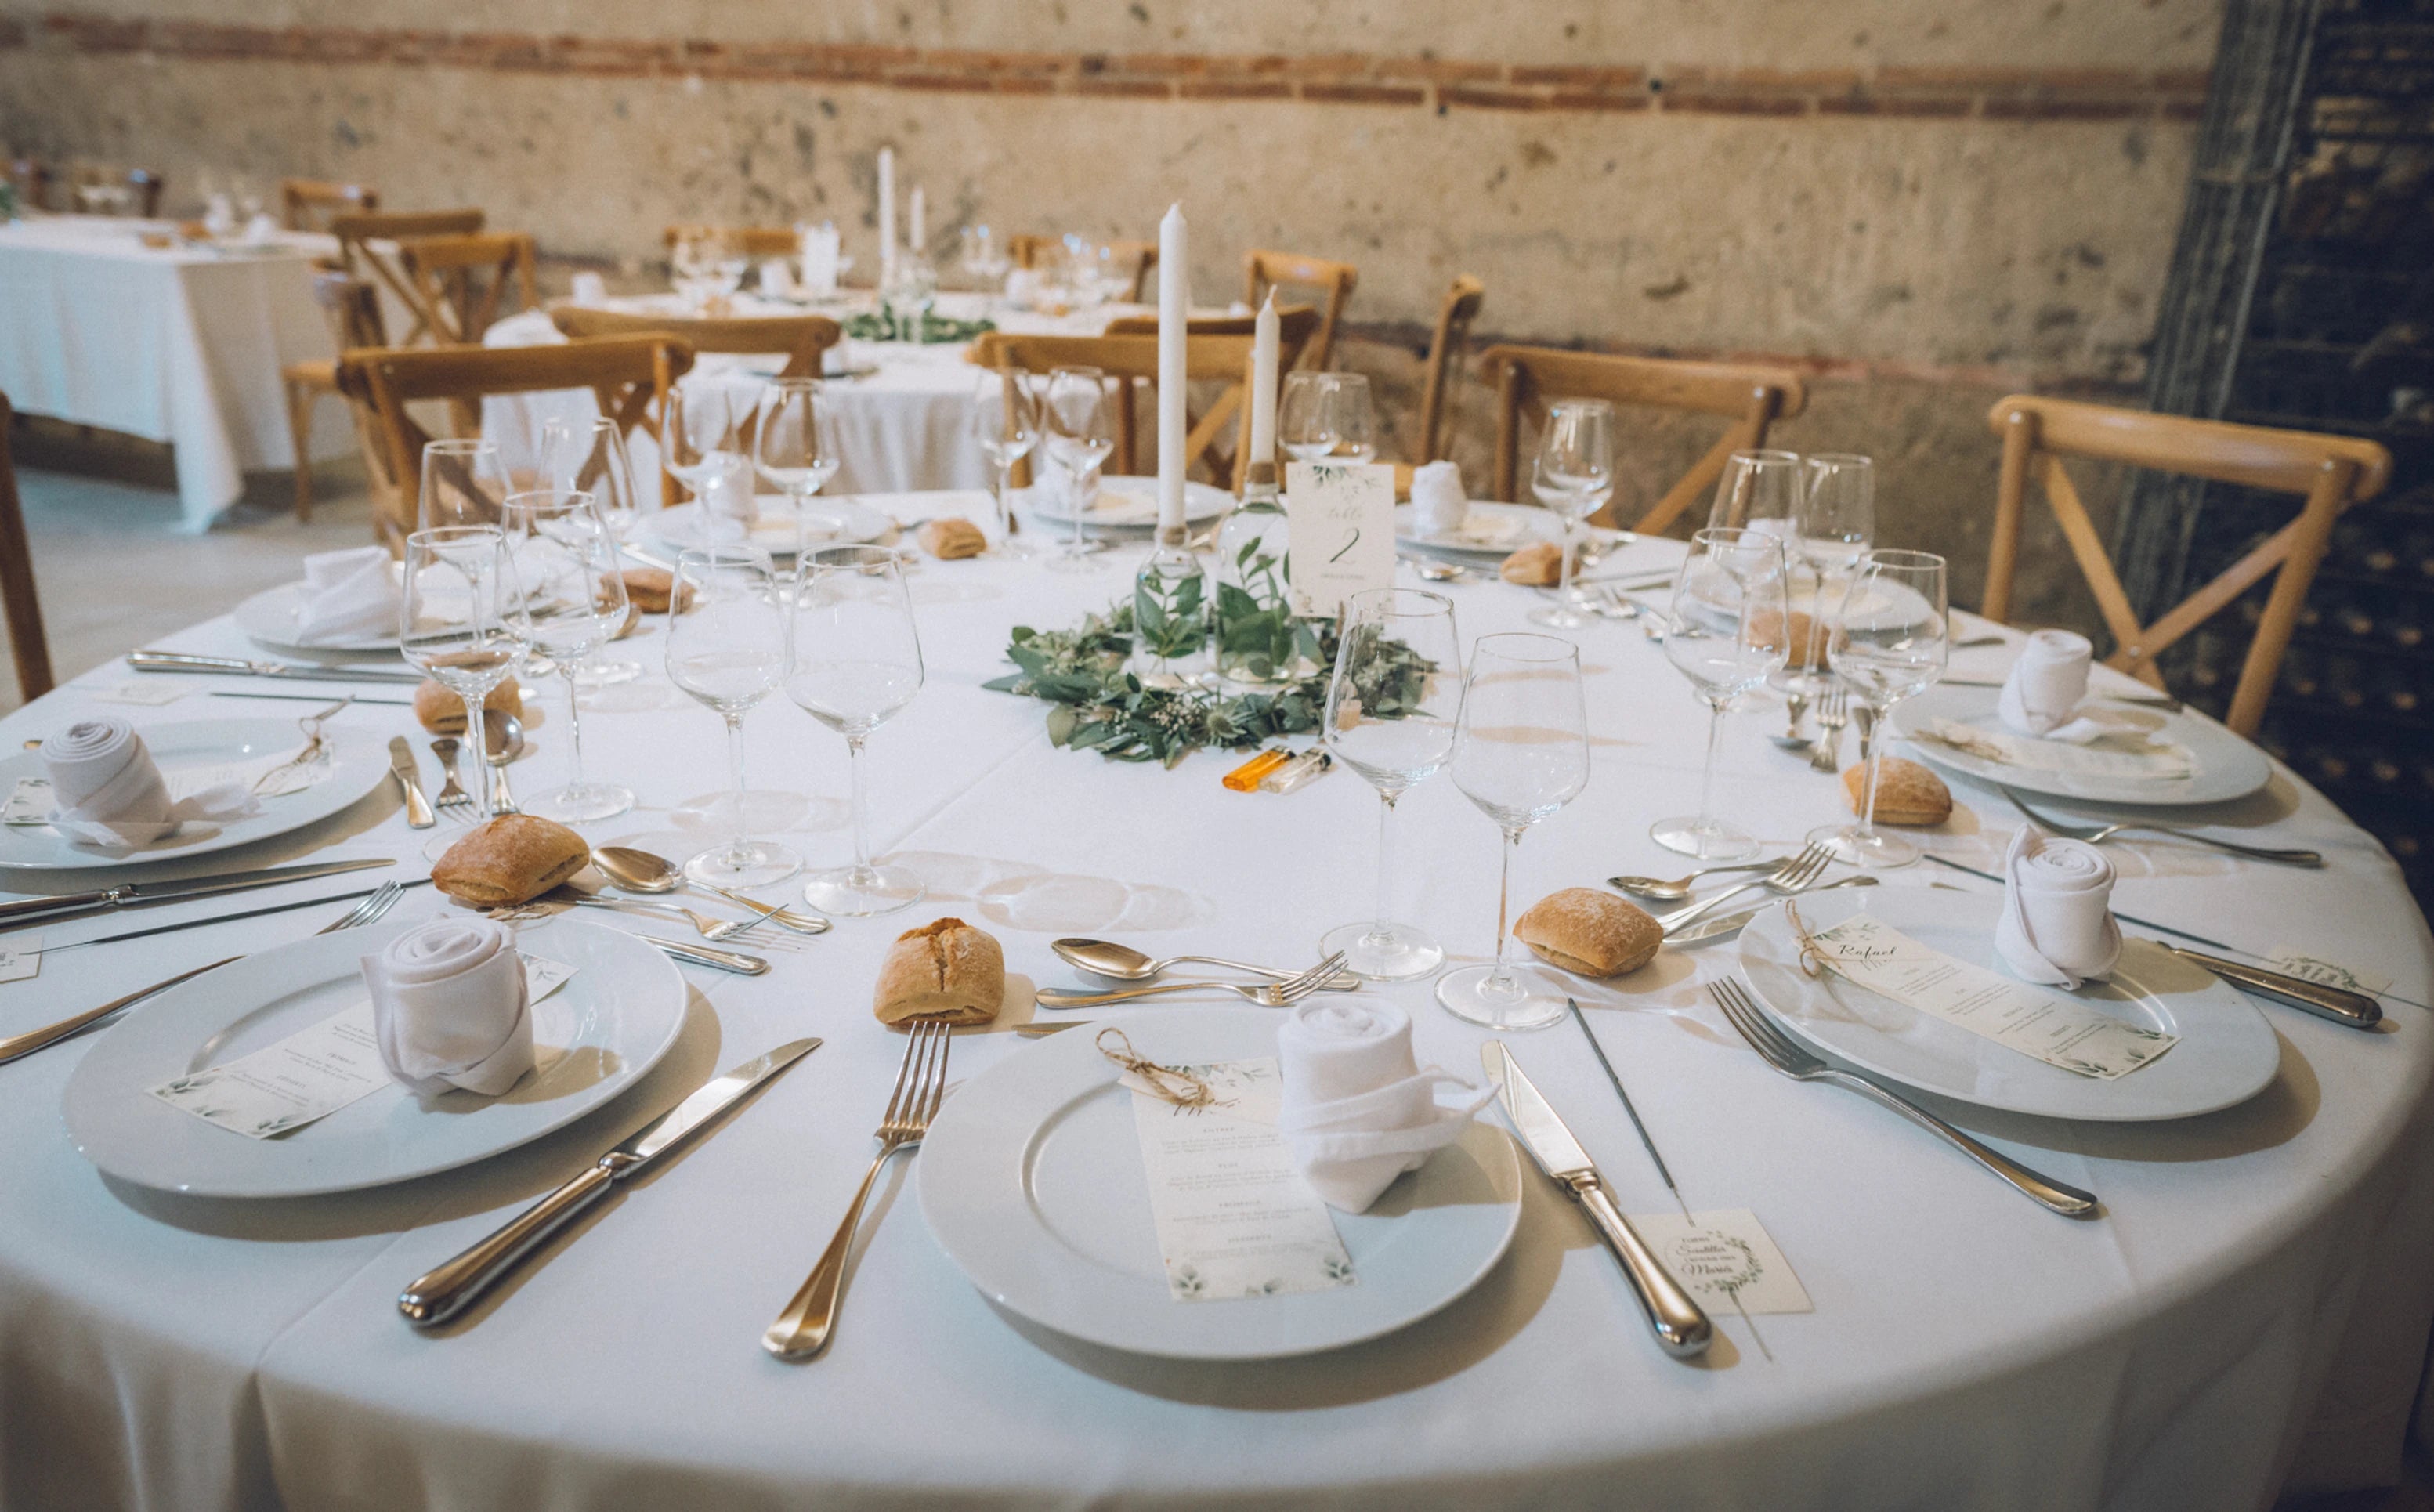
[1608,858,1787,903]
[482,712,525,815]
[1410,559,1470,583]
[593,845,833,933]
[1054,938,1347,985]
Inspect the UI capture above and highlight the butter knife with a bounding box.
[0,856,392,930]
[1481,1042,1712,1358]
[399,1037,822,1326]
[130,649,425,685]
[388,736,435,829]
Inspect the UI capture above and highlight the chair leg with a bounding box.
[286,380,317,522]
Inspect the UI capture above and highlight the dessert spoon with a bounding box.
[1608,858,1785,902]
[1053,938,1349,985]
[593,846,832,932]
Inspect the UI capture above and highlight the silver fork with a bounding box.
[1808,687,1849,773]
[1656,842,1833,937]
[1034,950,1349,1009]
[429,738,475,816]
[2002,789,2324,868]
[1707,978,2098,1217]
[763,1018,952,1360]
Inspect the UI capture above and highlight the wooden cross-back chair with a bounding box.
[1245,250,1358,371]
[398,232,539,347]
[1414,275,1486,468]
[330,209,487,345]
[662,225,801,259]
[550,307,843,380]
[1478,345,1807,535]
[282,272,389,520]
[282,179,378,233]
[1982,395,2392,736]
[0,392,54,703]
[1099,304,1322,486]
[335,337,694,549]
[966,331,1292,484]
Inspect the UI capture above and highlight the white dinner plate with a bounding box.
[918,1007,1523,1359]
[1738,890,2277,1122]
[0,720,392,873]
[642,498,896,558]
[63,917,688,1197]
[1394,501,1624,560]
[1890,683,2273,806]
[1026,477,1232,529]
[233,580,400,655]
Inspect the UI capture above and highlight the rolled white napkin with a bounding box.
[40,718,259,849]
[1996,629,2143,743]
[570,270,609,304]
[1995,827,2122,989]
[1411,459,1468,537]
[290,545,401,646]
[1276,997,1493,1214]
[363,918,535,1097]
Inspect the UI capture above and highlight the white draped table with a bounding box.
[2,495,2429,1512]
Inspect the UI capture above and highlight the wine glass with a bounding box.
[784,545,927,917]
[1435,634,1592,1029]
[418,438,508,533]
[664,381,741,506]
[753,378,844,566]
[670,229,712,306]
[1650,528,1791,860]
[1810,549,1948,868]
[540,415,650,688]
[709,231,748,301]
[960,224,1010,292]
[1318,588,1463,980]
[1042,365,1114,569]
[1706,449,1802,534]
[1791,453,1875,693]
[1278,372,1336,464]
[501,490,633,823]
[664,548,800,888]
[1525,399,1617,631]
[1327,374,1376,462]
[399,526,528,822]
[971,367,1040,555]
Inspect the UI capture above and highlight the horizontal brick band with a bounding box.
[13,12,2212,123]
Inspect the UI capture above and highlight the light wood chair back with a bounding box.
[967,331,1286,481]
[550,307,842,380]
[662,225,801,259]
[1099,306,1322,485]
[0,392,53,702]
[282,272,390,520]
[336,337,694,548]
[398,232,540,347]
[1982,394,2392,735]
[1244,250,1358,370]
[1479,345,1807,534]
[1415,275,1485,465]
[282,179,378,232]
[330,209,487,345]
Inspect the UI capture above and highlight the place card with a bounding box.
[1123,1056,1357,1302]
[88,682,189,707]
[2,777,50,826]
[1924,718,2193,781]
[1800,913,2177,1079]
[1625,1208,1811,1315]
[0,934,41,985]
[1286,461,1396,619]
[2264,947,2392,1000]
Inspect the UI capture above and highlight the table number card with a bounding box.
[1286,462,1396,619]
[1626,1209,1811,1315]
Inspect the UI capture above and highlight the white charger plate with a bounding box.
[233,580,400,655]
[1738,890,2277,1122]
[642,498,895,558]
[63,916,687,1197]
[1026,477,1231,529]
[0,720,391,872]
[1394,501,1626,560]
[1890,683,2272,806]
[918,1007,1522,1359]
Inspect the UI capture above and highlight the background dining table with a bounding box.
[0,494,2429,1512]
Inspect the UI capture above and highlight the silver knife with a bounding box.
[389,736,436,829]
[0,857,394,930]
[45,878,433,954]
[1482,1042,1712,1358]
[398,1037,823,1326]
[1666,877,1880,945]
[130,649,425,685]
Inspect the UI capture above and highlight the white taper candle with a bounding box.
[1156,202,1189,537]
[877,147,895,284]
[1249,291,1280,472]
[909,185,925,255]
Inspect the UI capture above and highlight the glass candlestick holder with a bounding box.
[1130,526,1211,687]
[1213,461,1304,689]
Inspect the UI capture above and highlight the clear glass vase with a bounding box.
[1212,470,1303,689]
[1130,534,1211,687]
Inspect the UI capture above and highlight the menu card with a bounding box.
[1625,1209,1811,1315]
[1924,718,2193,782]
[1286,462,1396,619]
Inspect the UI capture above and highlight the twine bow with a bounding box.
[1096,1027,1215,1108]
[1785,899,1831,978]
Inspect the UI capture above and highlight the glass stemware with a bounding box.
[970,367,1040,555]
[1705,448,1803,534]
[1327,373,1376,463]
[1042,364,1114,569]
[541,415,649,687]
[1278,371,1336,465]
[785,545,928,917]
[1651,527,1792,860]
[418,438,508,534]
[1435,634,1592,1029]
[664,548,801,888]
[1810,549,1949,868]
[1525,399,1618,631]
[399,526,528,822]
[753,378,844,566]
[1318,588,1463,980]
[664,381,742,507]
[500,490,634,823]
[1792,452,1876,692]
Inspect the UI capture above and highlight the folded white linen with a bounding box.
[40,718,259,849]
[1411,460,1468,537]
[290,545,402,646]
[1276,997,1493,1214]
[1996,630,2144,743]
[362,918,535,1097]
[1995,827,2123,989]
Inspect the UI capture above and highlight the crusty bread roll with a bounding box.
[617,567,690,614]
[920,518,988,560]
[873,917,1005,1025]
[432,815,591,907]
[415,677,522,735]
[1749,607,1825,671]
[1499,541,1563,587]
[1843,757,1952,826]
[1515,888,1662,977]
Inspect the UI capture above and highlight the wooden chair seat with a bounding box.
[1245,250,1358,371]
[0,391,53,702]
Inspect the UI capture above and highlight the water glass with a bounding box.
[1790,452,1876,692]
[754,378,844,566]
[399,526,527,821]
[501,490,633,823]
[1042,365,1114,568]
[1525,399,1617,630]
[664,548,800,888]
[1705,449,1803,534]
[664,381,742,501]
[418,439,508,534]
[1651,528,1792,860]
[1810,549,1948,868]
[1278,373,1376,465]
[784,545,928,917]
[970,367,1040,555]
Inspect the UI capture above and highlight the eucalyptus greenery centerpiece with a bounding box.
[841,308,995,345]
[1130,528,1210,685]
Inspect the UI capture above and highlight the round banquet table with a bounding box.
[2,492,2430,1512]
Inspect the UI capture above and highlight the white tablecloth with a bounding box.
[0,215,353,530]
[2,498,2430,1511]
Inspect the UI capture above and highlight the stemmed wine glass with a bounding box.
[1278,372,1337,464]
[1436,634,1591,1029]
[418,439,508,533]
[399,526,529,822]
[1810,549,1948,868]
[784,545,928,917]
[1651,527,1791,860]
[1318,588,1463,980]
[500,490,633,823]
[1326,374,1376,462]
[541,414,649,686]
[1042,365,1114,568]
[960,224,1010,291]
[1705,449,1802,534]
[971,367,1040,555]
[1792,453,1875,693]
[664,548,801,888]
[665,381,742,514]
[1526,399,1617,630]
[753,378,844,567]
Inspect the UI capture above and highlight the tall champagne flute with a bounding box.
[664,548,801,888]
[784,545,927,917]
[1526,399,1617,630]
[1042,365,1113,569]
[664,381,741,506]
[1793,453,1875,693]
[1651,528,1791,860]
[971,366,1040,555]
[1437,634,1591,1029]
[501,490,633,823]
[399,526,527,822]
[1811,549,1948,868]
[418,439,508,533]
[753,378,844,566]
[1319,588,1463,980]
[541,414,649,686]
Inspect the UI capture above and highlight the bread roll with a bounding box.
[1843,757,1952,826]
[617,567,690,614]
[1749,607,1825,670]
[432,815,591,907]
[415,677,522,735]
[920,518,988,560]
[873,917,1005,1025]
[1515,888,1662,977]
[1499,541,1562,586]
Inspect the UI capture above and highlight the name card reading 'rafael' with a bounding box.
[1286,461,1397,619]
